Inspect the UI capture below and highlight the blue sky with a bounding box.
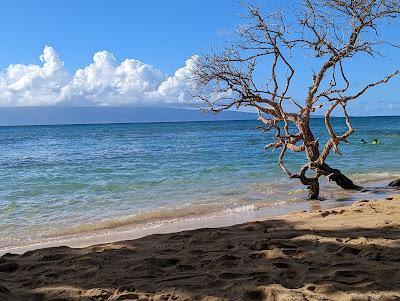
[0,0,398,115]
[0,0,240,73]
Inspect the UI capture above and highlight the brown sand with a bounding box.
[0,195,399,301]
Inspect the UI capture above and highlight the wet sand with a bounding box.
[1,195,399,301]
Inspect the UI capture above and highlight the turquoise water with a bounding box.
[0,117,399,251]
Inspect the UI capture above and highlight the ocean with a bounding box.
[1,117,399,253]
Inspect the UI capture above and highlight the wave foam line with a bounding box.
[49,201,287,238]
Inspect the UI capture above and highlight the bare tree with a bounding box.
[191,0,400,199]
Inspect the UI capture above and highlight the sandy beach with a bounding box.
[0,195,399,301]
[1,0,400,300]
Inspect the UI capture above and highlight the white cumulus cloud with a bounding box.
[0,46,197,106]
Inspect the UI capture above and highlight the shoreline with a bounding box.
[1,179,396,256]
[0,199,322,256]
[1,194,399,300]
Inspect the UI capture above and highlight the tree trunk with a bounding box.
[297,173,320,199]
[296,122,361,199]
[307,178,320,199]
[388,179,400,187]
[319,163,362,190]
[295,163,361,200]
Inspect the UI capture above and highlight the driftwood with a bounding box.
[192,0,400,199]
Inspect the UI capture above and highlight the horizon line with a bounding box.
[0,115,399,128]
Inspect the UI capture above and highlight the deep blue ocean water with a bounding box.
[0,117,399,251]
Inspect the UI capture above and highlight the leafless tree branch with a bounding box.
[191,0,400,199]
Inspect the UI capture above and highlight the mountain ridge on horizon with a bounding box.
[0,106,396,127]
[0,106,258,126]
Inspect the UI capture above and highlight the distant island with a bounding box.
[0,106,257,126]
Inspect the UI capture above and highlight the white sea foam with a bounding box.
[349,172,400,183]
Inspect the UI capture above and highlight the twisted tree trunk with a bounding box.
[298,176,320,200]
[298,165,360,200]
[319,163,361,190]
[388,179,400,187]
[296,121,361,199]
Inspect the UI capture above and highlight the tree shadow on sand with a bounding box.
[1,203,400,301]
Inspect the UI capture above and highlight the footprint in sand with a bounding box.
[273,262,290,269]
[244,289,264,301]
[336,246,362,256]
[0,261,19,273]
[334,270,369,285]
[145,257,180,268]
[0,285,9,294]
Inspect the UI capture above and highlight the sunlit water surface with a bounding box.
[0,117,399,252]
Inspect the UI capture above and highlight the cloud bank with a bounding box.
[0,46,197,106]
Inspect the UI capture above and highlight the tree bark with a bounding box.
[295,162,361,200]
[319,163,362,190]
[306,178,320,199]
[388,179,400,187]
[296,171,320,199]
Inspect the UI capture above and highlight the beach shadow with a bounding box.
[1,211,400,300]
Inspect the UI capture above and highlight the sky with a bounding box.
[0,0,398,115]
